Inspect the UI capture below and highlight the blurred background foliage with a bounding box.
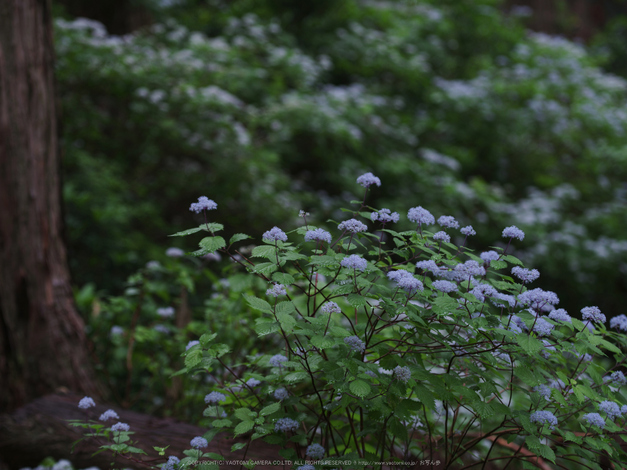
[52,0,627,413]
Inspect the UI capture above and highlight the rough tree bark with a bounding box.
[0,0,101,412]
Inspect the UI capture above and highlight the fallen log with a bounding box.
[0,391,286,470]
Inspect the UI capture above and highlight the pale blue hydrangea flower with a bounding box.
[111,423,130,432]
[274,388,289,400]
[189,196,217,213]
[266,283,287,297]
[154,324,171,334]
[599,401,621,421]
[99,409,119,421]
[454,260,485,277]
[512,267,540,284]
[166,247,185,257]
[508,315,525,334]
[549,379,566,390]
[460,225,476,236]
[432,280,457,293]
[407,206,435,225]
[157,307,175,318]
[610,371,627,386]
[394,366,411,383]
[470,284,497,302]
[502,226,525,240]
[321,301,341,314]
[416,259,439,273]
[480,251,500,262]
[110,326,124,337]
[541,340,556,358]
[492,293,516,309]
[529,410,558,430]
[269,354,288,367]
[344,336,366,353]
[610,314,627,331]
[622,405,627,416]
[549,309,571,323]
[204,392,226,404]
[583,412,605,428]
[186,340,200,351]
[274,418,299,432]
[518,288,559,309]
[437,215,459,229]
[304,228,332,243]
[338,219,368,233]
[246,378,261,387]
[341,254,367,272]
[305,443,325,459]
[581,306,605,324]
[263,226,288,242]
[356,172,381,188]
[371,208,399,224]
[387,270,423,293]
[190,436,208,448]
[163,456,180,470]
[433,231,450,243]
[533,384,552,401]
[297,466,315,470]
[78,397,96,410]
[534,318,554,337]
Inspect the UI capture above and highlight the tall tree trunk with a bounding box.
[0,0,101,412]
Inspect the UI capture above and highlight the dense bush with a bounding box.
[71,174,627,469]
[55,0,627,318]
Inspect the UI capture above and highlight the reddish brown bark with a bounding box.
[0,0,101,412]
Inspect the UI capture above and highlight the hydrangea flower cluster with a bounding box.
[186,340,199,350]
[460,225,476,236]
[371,208,400,224]
[344,336,366,353]
[610,371,627,386]
[548,308,571,323]
[511,266,540,283]
[340,254,367,272]
[205,392,226,404]
[266,283,287,297]
[190,436,208,448]
[583,412,606,428]
[166,247,184,257]
[610,314,627,331]
[99,409,119,421]
[581,306,605,324]
[356,172,381,187]
[274,388,289,400]
[599,400,621,421]
[432,280,457,293]
[263,226,288,242]
[269,354,288,367]
[407,206,435,225]
[533,318,554,337]
[157,307,175,318]
[518,288,559,310]
[393,366,411,383]
[387,270,424,293]
[502,226,525,240]
[189,196,217,213]
[433,231,450,243]
[529,410,558,430]
[274,417,299,432]
[437,215,459,229]
[338,218,368,233]
[321,301,341,314]
[305,443,325,459]
[111,423,130,432]
[480,250,500,262]
[78,397,96,410]
[163,456,180,470]
[304,228,332,243]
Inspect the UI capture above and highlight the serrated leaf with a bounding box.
[244,294,272,313]
[234,408,255,421]
[471,401,494,419]
[252,262,278,275]
[413,385,435,410]
[515,334,543,355]
[231,442,247,452]
[514,366,541,386]
[272,272,295,285]
[199,333,218,347]
[210,419,232,428]
[254,319,280,336]
[432,295,459,315]
[277,312,296,333]
[310,335,335,349]
[350,380,371,397]
[185,349,203,368]
[308,255,340,266]
[275,301,295,315]
[388,418,408,441]
[284,371,309,383]
[229,233,251,244]
[503,255,523,266]
[572,318,584,331]
[234,421,255,436]
[199,236,226,253]
[170,227,203,237]
[252,245,277,259]
[260,402,281,416]
[598,339,621,354]
[347,294,369,307]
